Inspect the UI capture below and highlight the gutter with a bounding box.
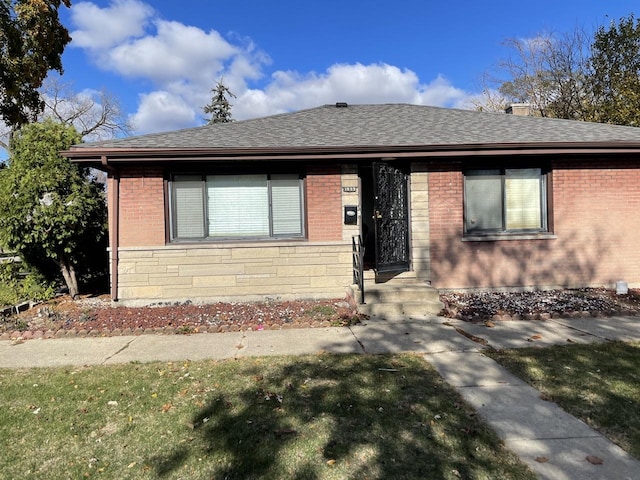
[63,141,640,167]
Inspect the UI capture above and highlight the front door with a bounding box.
[373,162,410,273]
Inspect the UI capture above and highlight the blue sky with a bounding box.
[43,0,640,136]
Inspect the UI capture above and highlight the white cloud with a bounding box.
[107,20,239,83]
[70,1,475,134]
[232,64,468,120]
[131,91,196,133]
[70,0,154,49]
[416,75,469,107]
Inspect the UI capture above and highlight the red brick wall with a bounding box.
[429,157,640,289]
[110,164,343,247]
[115,166,166,247]
[306,164,342,241]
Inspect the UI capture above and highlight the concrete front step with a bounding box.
[357,300,444,319]
[364,283,441,304]
[352,282,444,319]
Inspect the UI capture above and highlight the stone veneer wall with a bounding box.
[116,242,353,304]
[410,164,431,281]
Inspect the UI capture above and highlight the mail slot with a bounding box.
[344,206,358,225]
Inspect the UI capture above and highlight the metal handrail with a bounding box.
[352,235,365,304]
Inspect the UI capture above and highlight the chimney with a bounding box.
[505,103,534,116]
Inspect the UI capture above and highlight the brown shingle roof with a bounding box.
[67,103,640,157]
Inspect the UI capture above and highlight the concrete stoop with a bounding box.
[352,282,444,320]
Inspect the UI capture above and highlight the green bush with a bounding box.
[0,260,55,306]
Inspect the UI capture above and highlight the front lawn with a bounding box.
[487,341,640,459]
[0,354,535,479]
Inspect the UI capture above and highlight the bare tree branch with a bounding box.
[478,28,591,120]
[40,77,134,141]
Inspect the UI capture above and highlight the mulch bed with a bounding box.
[3,287,640,341]
[440,287,640,322]
[0,295,363,341]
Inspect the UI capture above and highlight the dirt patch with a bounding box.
[0,295,363,339]
[440,288,640,322]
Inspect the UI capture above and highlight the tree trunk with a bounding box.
[58,254,80,299]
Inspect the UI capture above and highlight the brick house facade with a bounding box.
[64,104,640,305]
[428,157,640,290]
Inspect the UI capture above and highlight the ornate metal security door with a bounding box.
[373,162,410,273]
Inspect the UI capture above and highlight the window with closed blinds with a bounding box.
[170,173,304,240]
[207,175,270,237]
[464,167,547,235]
[505,169,543,230]
[271,175,303,236]
[173,175,205,238]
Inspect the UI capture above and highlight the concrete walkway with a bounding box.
[1,315,640,479]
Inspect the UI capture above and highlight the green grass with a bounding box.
[0,354,535,480]
[487,341,640,459]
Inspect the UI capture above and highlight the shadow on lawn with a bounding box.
[149,354,531,479]
[489,341,640,460]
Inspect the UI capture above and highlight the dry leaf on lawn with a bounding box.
[586,455,604,465]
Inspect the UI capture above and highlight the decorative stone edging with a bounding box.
[0,320,338,342]
[456,309,640,323]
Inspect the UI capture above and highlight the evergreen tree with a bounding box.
[587,15,640,126]
[0,120,107,298]
[203,79,236,124]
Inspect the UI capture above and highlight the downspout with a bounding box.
[103,156,120,301]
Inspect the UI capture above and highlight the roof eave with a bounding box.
[62,141,640,167]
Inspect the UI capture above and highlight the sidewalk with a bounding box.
[1,314,640,479]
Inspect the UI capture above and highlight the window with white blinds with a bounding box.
[505,169,543,230]
[271,175,303,236]
[174,175,205,238]
[207,175,270,237]
[171,173,304,240]
[464,168,547,234]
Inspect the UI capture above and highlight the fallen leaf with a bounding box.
[531,334,542,340]
[539,393,553,402]
[567,338,576,343]
[162,403,172,413]
[326,459,336,466]
[127,462,137,468]
[586,455,603,465]
[484,321,495,328]
[535,456,549,463]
